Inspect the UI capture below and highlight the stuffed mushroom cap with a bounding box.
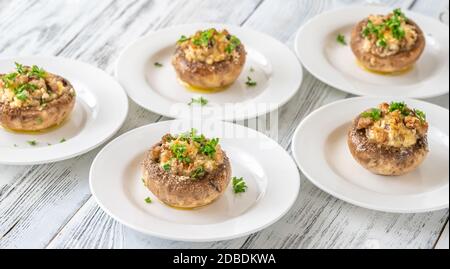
[0,63,76,132]
[142,129,232,209]
[348,102,429,176]
[350,9,426,73]
[172,28,246,90]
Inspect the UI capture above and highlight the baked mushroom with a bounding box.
[348,102,429,176]
[350,8,426,73]
[172,28,246,90]
[0,63,76,132]
[142,129,232,209]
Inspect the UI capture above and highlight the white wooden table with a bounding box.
[0,0,448,249]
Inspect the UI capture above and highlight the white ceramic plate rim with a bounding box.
[116,23,303,121]
[295,6,450,98]
[90,120,301,242]
[292,96,449,213]
[0,56,129,165]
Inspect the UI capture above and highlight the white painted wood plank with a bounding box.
[434,222,449,249]
[46,0,448,249]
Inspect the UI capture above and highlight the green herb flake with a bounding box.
[415,109,427,123]
[336,34,347,45]
[144,197,152,204]
[191,166,206,180]
[36,117,43,124]
[200,138,219,157]
[188,97,208,106]
[154,62,163,68]
[27,140,38,146]
[193,29,215,47]
[232,177,248,194]
[60,138,67,143]
[30,65,46,78]
[15,62,25,74]
[389,102,410,116]
[225,35,241,54]
[162,163,171,171]
[245,77,257,87]
[361,108,382,121]
[178,35,189,43]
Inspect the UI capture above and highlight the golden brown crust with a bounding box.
[0,76,75,132]
[172,45,246,89]
[348,115,429,176]
[350,18,426,73]
[142,143,232,209]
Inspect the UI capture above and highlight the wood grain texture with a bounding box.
[0,0,448,249]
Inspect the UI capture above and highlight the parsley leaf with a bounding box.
[154,62,163,68]
[188,97,208,106]
[389,102,410,116]
[193,29,215,47]
[191,166,206,179]
[15,62,25,74]
[225,35,241,54]
[171,143,191,164]
[199,138,219,157]
[178,35,189,43]
[336,34,347,45]
[414,109,427,123]
[162,163,171,171]
[27,140,38,146]
[245,77,257,87]
[144,197,152,204]
[361,108,382,121]
[232,177,248,194]
[30,65,46,78]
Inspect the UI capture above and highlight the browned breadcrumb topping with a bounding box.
[0,63,75,109]
[176,28,243,65]
[361,9,418,57]
[150,129,224,179]
[357,102,428,148]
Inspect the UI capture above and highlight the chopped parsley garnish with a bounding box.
[199,138,219,157]
[188,96,208,106]
[232,177,248,194]
[154,62,163,68]
[414,109,427,123]
[362,8,407,47]
[30,65,46,78]
[162,163,171,171]
[336,34,347,45]
[193,29,215,47]
[60,138,67,143]
[27,140,38,146]
[171,143,191,164]
[178,35,189,43]
[144,197,152,204]
[15,62,25,74]
[245,76,257,87]
[389,102,410,116]
[225,35,241,54]
[191,166,206,179]
[361,108,382,121]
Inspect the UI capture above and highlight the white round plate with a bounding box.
[292,97,449,213]
[0,57,129,165]
[90,120,300,242]
[295,6,449,98]
[116,23,303,121]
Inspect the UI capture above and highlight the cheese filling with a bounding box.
[177,28,242,65]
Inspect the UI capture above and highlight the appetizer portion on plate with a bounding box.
[172,28,246,90]
[351,8,426,74]
[142,129,232,209]
[348,102,429,176]
[0,63,76,132]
